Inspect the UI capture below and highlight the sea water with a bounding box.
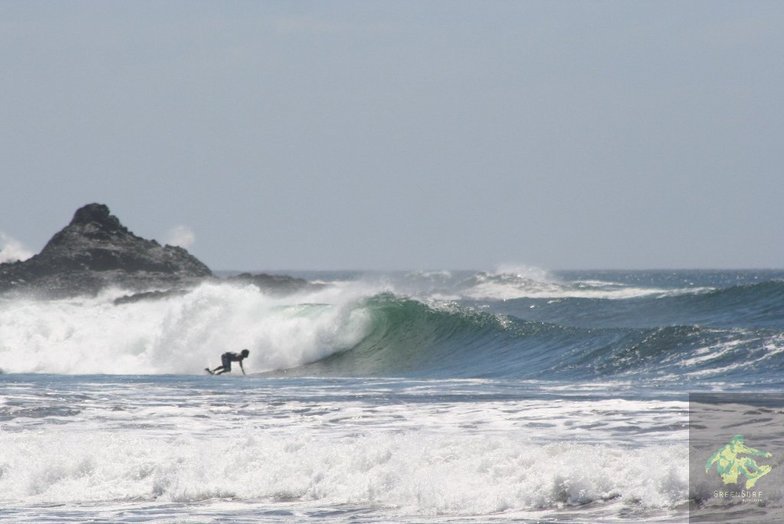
[1,269,783,522]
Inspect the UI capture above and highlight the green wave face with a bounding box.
[277,293,784,384]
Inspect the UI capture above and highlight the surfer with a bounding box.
[206,349,250,375]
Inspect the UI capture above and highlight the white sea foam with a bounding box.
[370,267,684,302]
[678,332,784,380]
[0,379,689,518]
[0,281,375,375]
[456,267,703,301]
[0,429,688,514]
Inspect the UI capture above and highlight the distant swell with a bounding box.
[491,280,784,330]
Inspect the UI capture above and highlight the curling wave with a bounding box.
[284,293,784,384]
[2,274,783,386]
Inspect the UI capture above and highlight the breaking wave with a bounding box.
[1,273,783,386]
[287,293,784,384]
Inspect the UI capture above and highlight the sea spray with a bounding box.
[0,281,374,375]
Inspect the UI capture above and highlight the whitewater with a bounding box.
[2,269,783,522]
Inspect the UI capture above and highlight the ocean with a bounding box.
[1,268,783,523]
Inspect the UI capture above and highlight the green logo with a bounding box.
[706,435,773,489]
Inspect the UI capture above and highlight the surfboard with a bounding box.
[204,368,214,375]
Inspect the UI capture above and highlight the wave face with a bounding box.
[1,269,783,386]
[288,293,784,384]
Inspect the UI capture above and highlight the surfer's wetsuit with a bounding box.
[221,351,241,372]
[207,349,250,375]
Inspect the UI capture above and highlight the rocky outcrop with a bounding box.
[0,204,212,296]
[228,272,324,295]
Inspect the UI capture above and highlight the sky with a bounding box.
[1,1,782,271]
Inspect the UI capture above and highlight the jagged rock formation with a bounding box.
[0,204,212,296]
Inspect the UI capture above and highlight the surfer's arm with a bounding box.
[240,360,246,375]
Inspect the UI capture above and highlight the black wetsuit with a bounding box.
[220,351,244,372]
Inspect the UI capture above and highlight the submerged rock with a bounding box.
[0,204,212,296]
[228,272,324,295]
[113,289,190,305]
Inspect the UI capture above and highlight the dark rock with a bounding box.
[228,272,324,295]
[0,203,212,297]
[113,289,190,305]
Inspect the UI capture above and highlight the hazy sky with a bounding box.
[1,1,782,270]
